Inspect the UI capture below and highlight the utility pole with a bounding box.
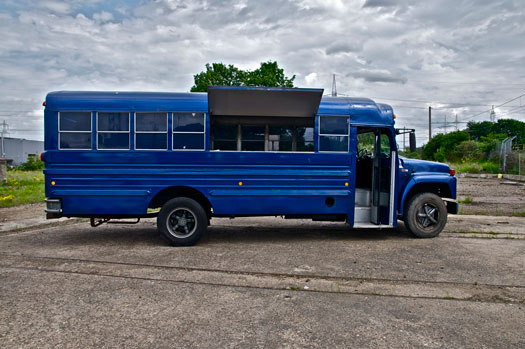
[444,114,447,134]
[490,105,495,123]
[0,120,8,158]
[331,74,337,97]
[428,106,432,141]
[403,127,406,152]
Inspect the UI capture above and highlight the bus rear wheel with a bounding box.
[157,197,207,246]
[404,193,447,238]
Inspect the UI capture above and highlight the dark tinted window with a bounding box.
[136,113,167,132]
[319,136,348,152]
[296,127,314,152]
[269,127,292,151]
[60,132,91,149]
[59,112,91,131]
[173,113,205,132]
[320,116,347,135]
[136,133,167,150]
[173,133,204,150]
[242,125,265,151]
[213,140,237,151]
[98,133,129,149]
[212,124,237,150]
[98,112,129,131]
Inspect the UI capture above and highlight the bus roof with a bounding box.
[45,89,394,126]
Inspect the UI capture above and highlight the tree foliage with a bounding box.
[190,61,295,92]
[423,119,525,166]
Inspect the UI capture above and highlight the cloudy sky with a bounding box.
[1,0,524,144]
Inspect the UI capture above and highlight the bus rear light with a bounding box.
[449,169,456,176]
[42,101,46,107]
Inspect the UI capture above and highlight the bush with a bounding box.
[15,156,44,171]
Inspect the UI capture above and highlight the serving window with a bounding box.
[211,116,314,152]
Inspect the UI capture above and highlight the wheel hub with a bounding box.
[417,203,438,228]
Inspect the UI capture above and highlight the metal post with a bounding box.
[428,107,432,141]
[403,127,406,152]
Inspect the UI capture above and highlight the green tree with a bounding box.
[246,61,295,88]
[423,131,469,161]
[466,121,493,141]
[190,61,295,92]
[190,63,247,92]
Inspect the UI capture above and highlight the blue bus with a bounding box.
[42,87,457,246]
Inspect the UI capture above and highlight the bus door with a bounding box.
[371,129,394,225]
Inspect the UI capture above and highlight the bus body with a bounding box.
[42,87,457,245]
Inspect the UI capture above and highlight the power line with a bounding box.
[462,93,525,121]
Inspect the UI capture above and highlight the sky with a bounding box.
[1,0,524,145]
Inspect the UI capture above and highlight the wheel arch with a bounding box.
[149,186,212,219]
[400,179,453,218]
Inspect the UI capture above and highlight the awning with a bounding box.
[208,86,324,117]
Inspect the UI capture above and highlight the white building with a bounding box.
[1,137,44,165]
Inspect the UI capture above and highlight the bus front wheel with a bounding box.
[404,193,447,238]
[157,197,207,246]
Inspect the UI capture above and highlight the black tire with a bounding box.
[404,193,447,238]
[157,197,207,246]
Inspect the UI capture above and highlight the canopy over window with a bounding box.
[208,86,324,118]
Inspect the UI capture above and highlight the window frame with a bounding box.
[318,115,350,153]
[172,112,206,151]
[134,112,168,151]
[58,111,93,150]
[96,111,131,151]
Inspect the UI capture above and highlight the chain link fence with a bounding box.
[496,136,524,177]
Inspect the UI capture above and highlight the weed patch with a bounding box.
[458,196,473,204]
[0,170,44,208]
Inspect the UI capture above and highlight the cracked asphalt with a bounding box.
[1,215,525,348]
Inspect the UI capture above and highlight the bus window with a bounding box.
[269,126,293,151]
[135,112,167,150]
[97,112,130,150]
[172,112,205,150]
[319,116,349,152]
[241,125,265,151]
[296,126,314,151]
[58,111,92,150]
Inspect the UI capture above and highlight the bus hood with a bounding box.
[399,156,450,174]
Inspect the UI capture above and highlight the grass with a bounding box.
[0,170,45,208]
[451,161,500,174]
[458,196,473,204]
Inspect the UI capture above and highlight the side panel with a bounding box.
[44,151,354,216]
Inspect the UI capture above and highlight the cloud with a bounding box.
[348,69,407,84]
[39,1,71,14]
[0,0,523,144]
[304,72,318,85]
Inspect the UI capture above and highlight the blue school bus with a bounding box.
[42,87,457,246]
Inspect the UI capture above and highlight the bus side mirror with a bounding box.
[409,131,416,153]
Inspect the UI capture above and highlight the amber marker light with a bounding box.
[393,114,396,119]
[51,181,55,186]
[39,152,42,161]
[238,181,243,186]
[345,182,349,187]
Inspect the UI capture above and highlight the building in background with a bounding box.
[0,137,44,165]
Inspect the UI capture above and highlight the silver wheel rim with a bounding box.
[416,203,439,230]
[167,207,197,239]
